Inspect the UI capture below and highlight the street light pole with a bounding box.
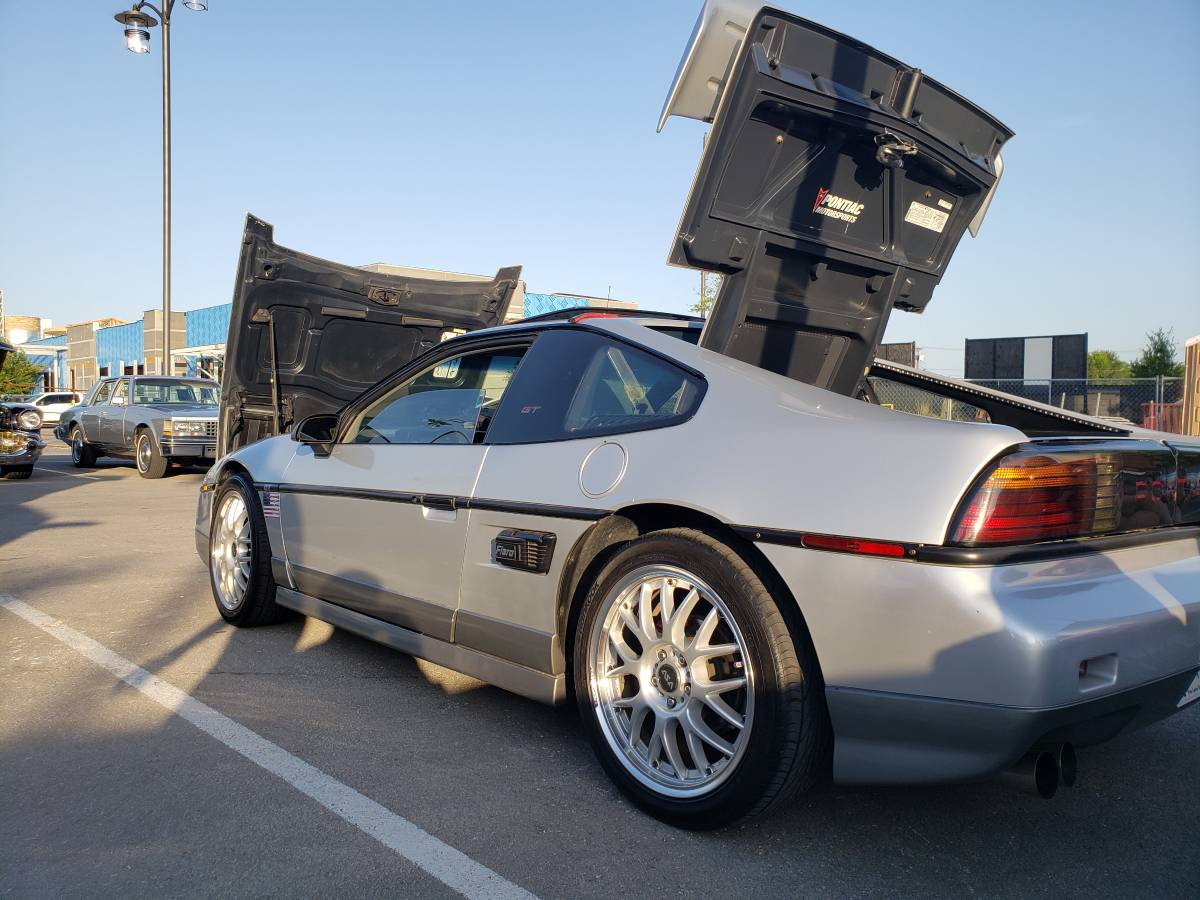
[113,1,206,374]
[160,4,171,375]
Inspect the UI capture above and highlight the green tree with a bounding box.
[0,349,43,395]
[1130,328,1184,378]
[1087,349,1131,379]
[690,272,722,318]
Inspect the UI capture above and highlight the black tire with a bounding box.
[573,528,830,829]
[1,466,33,480]
[208,473,288,626]
[69,425,97,468]
[135,429,169,479]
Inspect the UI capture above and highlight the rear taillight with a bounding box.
[950,443,1186,546]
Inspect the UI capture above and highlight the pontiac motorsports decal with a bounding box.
[812,187,865,224]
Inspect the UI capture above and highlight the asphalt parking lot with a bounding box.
[2,441,1198,899]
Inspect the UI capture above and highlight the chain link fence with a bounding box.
[870,376,1188,433]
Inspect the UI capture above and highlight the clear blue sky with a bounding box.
[2,1,1198,374]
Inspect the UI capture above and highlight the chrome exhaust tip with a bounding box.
[1001,750,1059,799]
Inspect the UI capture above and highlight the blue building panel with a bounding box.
[25,335,67,347]
[19,335,68,393]
[95,321,144,376]
[186,303,232,346]
[522,294,595,317]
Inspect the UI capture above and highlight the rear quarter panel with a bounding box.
[481,320,1027,546]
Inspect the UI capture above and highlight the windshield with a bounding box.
[133,380,219,406]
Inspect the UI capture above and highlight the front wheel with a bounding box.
[208,473,288,626]
[135,430,169,479]
[69,426,97,468]
[1,466,33,480]
[574,528,830,829]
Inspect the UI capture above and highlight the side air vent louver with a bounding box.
[493,529,557,575]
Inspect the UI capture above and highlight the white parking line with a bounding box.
[0,595,538,900]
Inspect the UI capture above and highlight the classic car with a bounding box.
[0,341,45,480]
[55,375,220,478]
[195,3,1200,828]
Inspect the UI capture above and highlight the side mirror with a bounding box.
[292,413,338,458]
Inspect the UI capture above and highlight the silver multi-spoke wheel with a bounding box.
[211,491,253,611]
[588,564,755,798]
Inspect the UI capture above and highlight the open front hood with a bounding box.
[220,215,521,455]
[663,3,1013,395]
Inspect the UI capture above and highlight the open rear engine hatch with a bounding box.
[662,2,1013,395]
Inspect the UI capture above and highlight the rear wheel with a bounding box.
[574,528,829,829]
[135,430,168,479]
[1,466,33,480]
[209,473,288,626]
[69,426,97,468]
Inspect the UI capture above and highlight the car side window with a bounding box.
[92,381,114,406]
[343,348,527,446]
[486,329,705,444]
[110,380,128,405]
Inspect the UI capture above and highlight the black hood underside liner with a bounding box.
[220,215,521,455]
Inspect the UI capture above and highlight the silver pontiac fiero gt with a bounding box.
[197,3,1200,827]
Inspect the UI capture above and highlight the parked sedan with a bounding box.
[196,4,1200,828]
[56,376,219,478]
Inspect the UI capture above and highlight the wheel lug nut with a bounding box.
[658,650,666,660]
[667,698,676,708]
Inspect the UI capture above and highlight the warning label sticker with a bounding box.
[1179,671,1200,709]
[904,201,949,233]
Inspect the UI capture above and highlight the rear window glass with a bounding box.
[867,376,990,423]
[487,330,704,444]
[650,324,703,345]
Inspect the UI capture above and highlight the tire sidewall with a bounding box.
[136,432,153,475]
[70,427,84,465]
[208,474,278,625]
[573,531,800,827]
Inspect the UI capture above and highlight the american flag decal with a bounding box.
[261,491,281,519]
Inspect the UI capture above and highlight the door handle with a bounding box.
[420,495,456,512]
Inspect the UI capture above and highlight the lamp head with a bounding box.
[113,8,158,54]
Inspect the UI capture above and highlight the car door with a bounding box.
[81,380,115,442]
[455,328,707,676]
[99,378,131,447]
[278,340,531,641]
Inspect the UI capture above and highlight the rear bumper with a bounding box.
[827,667,1200,784]
[757,532,1200,784]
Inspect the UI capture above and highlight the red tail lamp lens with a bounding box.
[951,452,1122,545]
[570,312,620,322]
